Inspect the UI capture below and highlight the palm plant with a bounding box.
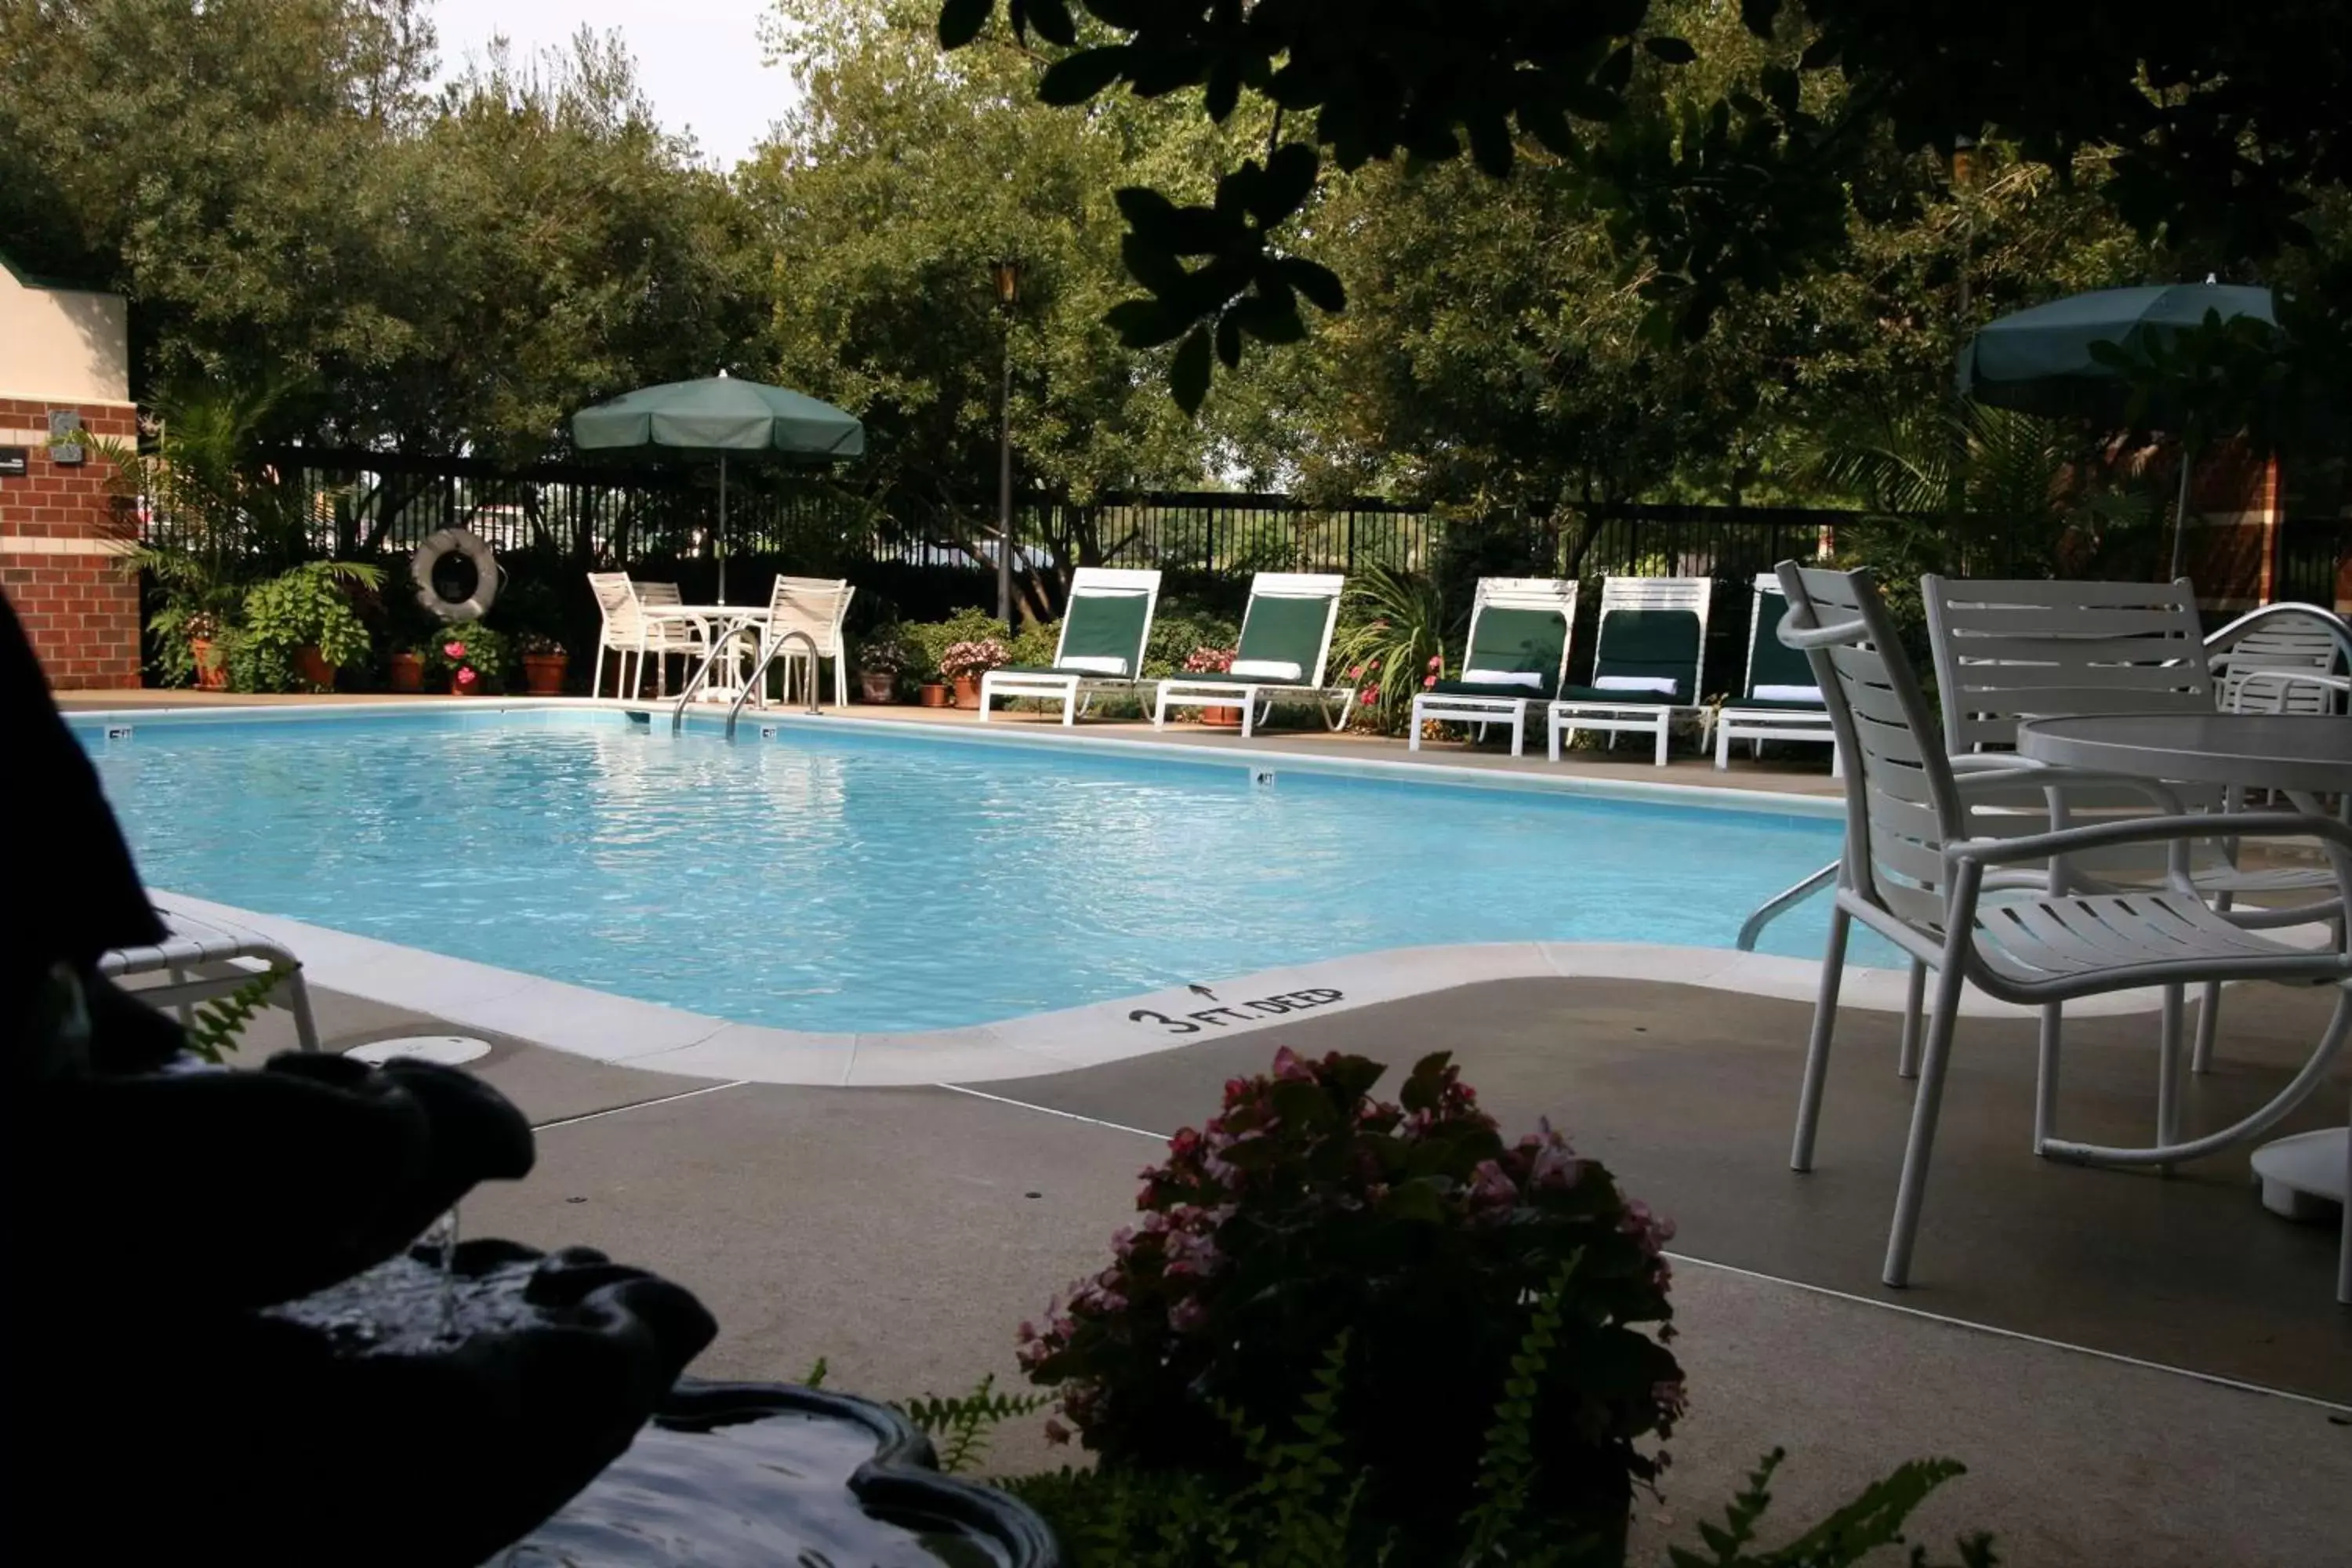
[1328,565,1456,735]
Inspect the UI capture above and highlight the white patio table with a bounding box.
[641,604,770,702]
[2016,711,2352,1302]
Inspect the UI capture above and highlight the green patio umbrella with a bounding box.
[571,371,864,602]
[1956,284,2280,578]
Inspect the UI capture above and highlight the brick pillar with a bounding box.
[0,398,142,689]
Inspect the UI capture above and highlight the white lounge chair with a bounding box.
[1546,576,1711,766]
[980,568,1162,725]
[99,897,321,1053]
[753,575,855,708]
[1406,577,1577,757]
[1153,572,1348,739]
[1711,572,1840,776]
[1777,561,2352,1292]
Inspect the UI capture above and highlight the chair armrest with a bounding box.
[2224,670,2351,711]
[1951,811,2352,878]
[1949,756,2187,815]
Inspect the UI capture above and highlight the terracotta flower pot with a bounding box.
[190,637,228,691]
[295,644,336,691]
[522,652,568,696]
[951,674,983,709]
[918,682,949,708]
[1200,706,1243,727]
[389,651,425,693]
[859,669,896,704]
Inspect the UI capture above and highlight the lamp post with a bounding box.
[992,257,1022,623]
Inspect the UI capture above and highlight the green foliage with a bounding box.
[236,561,387,691]
[1007,618,1062,670]
[1668,1449,1995,1568]
[855,624,920,677]
[1329,568,1454,736]
[181,965,290,1065]
[897,1373,1054,1477]
[1018,1046,1682,1563]
[902,608,1011,682]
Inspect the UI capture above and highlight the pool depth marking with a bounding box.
[1128,985,1346,1036]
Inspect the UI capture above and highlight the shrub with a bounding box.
[905,608,1009,681]
[1329,566,1454,735]
[1145,609,1240,678]
[231,561,386,691]
[1008,617,1062,670]
[1018,1047,1682,1563]
[858,623,919,677]
[424,624,511,693]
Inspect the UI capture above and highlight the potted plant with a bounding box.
[1182,645,1241,725]
[182,612,230,691]
[426,624,509,695]
[518,633,569,695]
[938,637,1009,709]
[857,626,914,703]
[389,646,426,693]
[235,561,386,693]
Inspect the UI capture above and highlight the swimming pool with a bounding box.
[78,708,1872,1033]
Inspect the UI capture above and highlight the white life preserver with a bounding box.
[412,528,500,622]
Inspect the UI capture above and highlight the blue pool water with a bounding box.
[78,710,1873,1033]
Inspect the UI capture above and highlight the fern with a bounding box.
[800,1356,829,1388]
[896,1373,1052,1475]
[1669,1448,1991,1568]
[183,965,289,1063]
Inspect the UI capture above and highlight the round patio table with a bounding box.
[2018,711,2351,1305]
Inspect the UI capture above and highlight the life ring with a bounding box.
[412,528,500,622]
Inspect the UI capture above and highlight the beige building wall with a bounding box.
[0,256,131,406]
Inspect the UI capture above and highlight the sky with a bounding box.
[429,1,797,168]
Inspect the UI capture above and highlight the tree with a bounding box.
[746,0,1264,616]
[935,1,2352,411]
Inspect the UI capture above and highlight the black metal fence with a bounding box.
[2277,516,2352,608]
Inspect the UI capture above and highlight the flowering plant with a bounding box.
[423,622,508,692]
[1018,1047,1681,1559]
[516,631,566,656]
[1180,645,1235,674]
[938,637,1010,679]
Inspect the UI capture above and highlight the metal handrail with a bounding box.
[1736,858,1840,951]
[670,618,768,732]
[724,629,821,737]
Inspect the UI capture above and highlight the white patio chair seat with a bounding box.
[98,898,321,1052]
[1968,891,2330,990]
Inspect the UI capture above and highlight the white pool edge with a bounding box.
[148,890,2182,1088]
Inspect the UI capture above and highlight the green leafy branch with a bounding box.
[183,964,292,1064]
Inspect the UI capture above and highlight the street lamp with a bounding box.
[993,258,1022,622]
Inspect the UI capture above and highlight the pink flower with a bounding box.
[443,641,466,659]
[1270,1045,1312,1081]
[1467,1158,1518,1208]
[1346,664,1364,680]
[1427,654,1442,671]
[455,666,478,687]
[1358,687,1377,706]
[1423,674,1438,688]
[1015,1319,1037,1344]
[1169,1296,1207,1333]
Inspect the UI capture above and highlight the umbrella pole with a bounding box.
[2167,445,2194,583]
[717,453,728,604]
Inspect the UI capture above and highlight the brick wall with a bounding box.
[0,397,142,688]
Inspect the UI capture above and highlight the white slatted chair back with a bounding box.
[589,572,644,643]
[1593,575,1711,696]
[2207,605,2351,714]
[1777,564,1963,934]
[764,576,855,659]
[636,579,684,607]
[1240,571,1347,687]
[1922,575,2212,753]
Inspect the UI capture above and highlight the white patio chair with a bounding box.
[753,575,855,708]
[1777,562,2352,1290]
[980,567,1162,725]
[98,897,321,1053]
[2205,602,2352,717]
[1546,576,1711,766]
[1922,575,2345,1078]
[1409,576,1578,757]
[589,574,708,699]
[1711,572,1841,776]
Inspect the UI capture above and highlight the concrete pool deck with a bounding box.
[199,971,2352,1567]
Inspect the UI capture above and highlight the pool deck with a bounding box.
[82,689,2352,1560]
[205,971,2351,1566]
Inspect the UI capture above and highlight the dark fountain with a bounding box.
[0,595,1055,1567]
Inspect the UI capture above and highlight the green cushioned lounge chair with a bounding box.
[1709,572,1841,776]
[978,566,1161,724]
[1546,576,1712,766]
[1409,577,1579,756]
[1153,572,1348,738]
